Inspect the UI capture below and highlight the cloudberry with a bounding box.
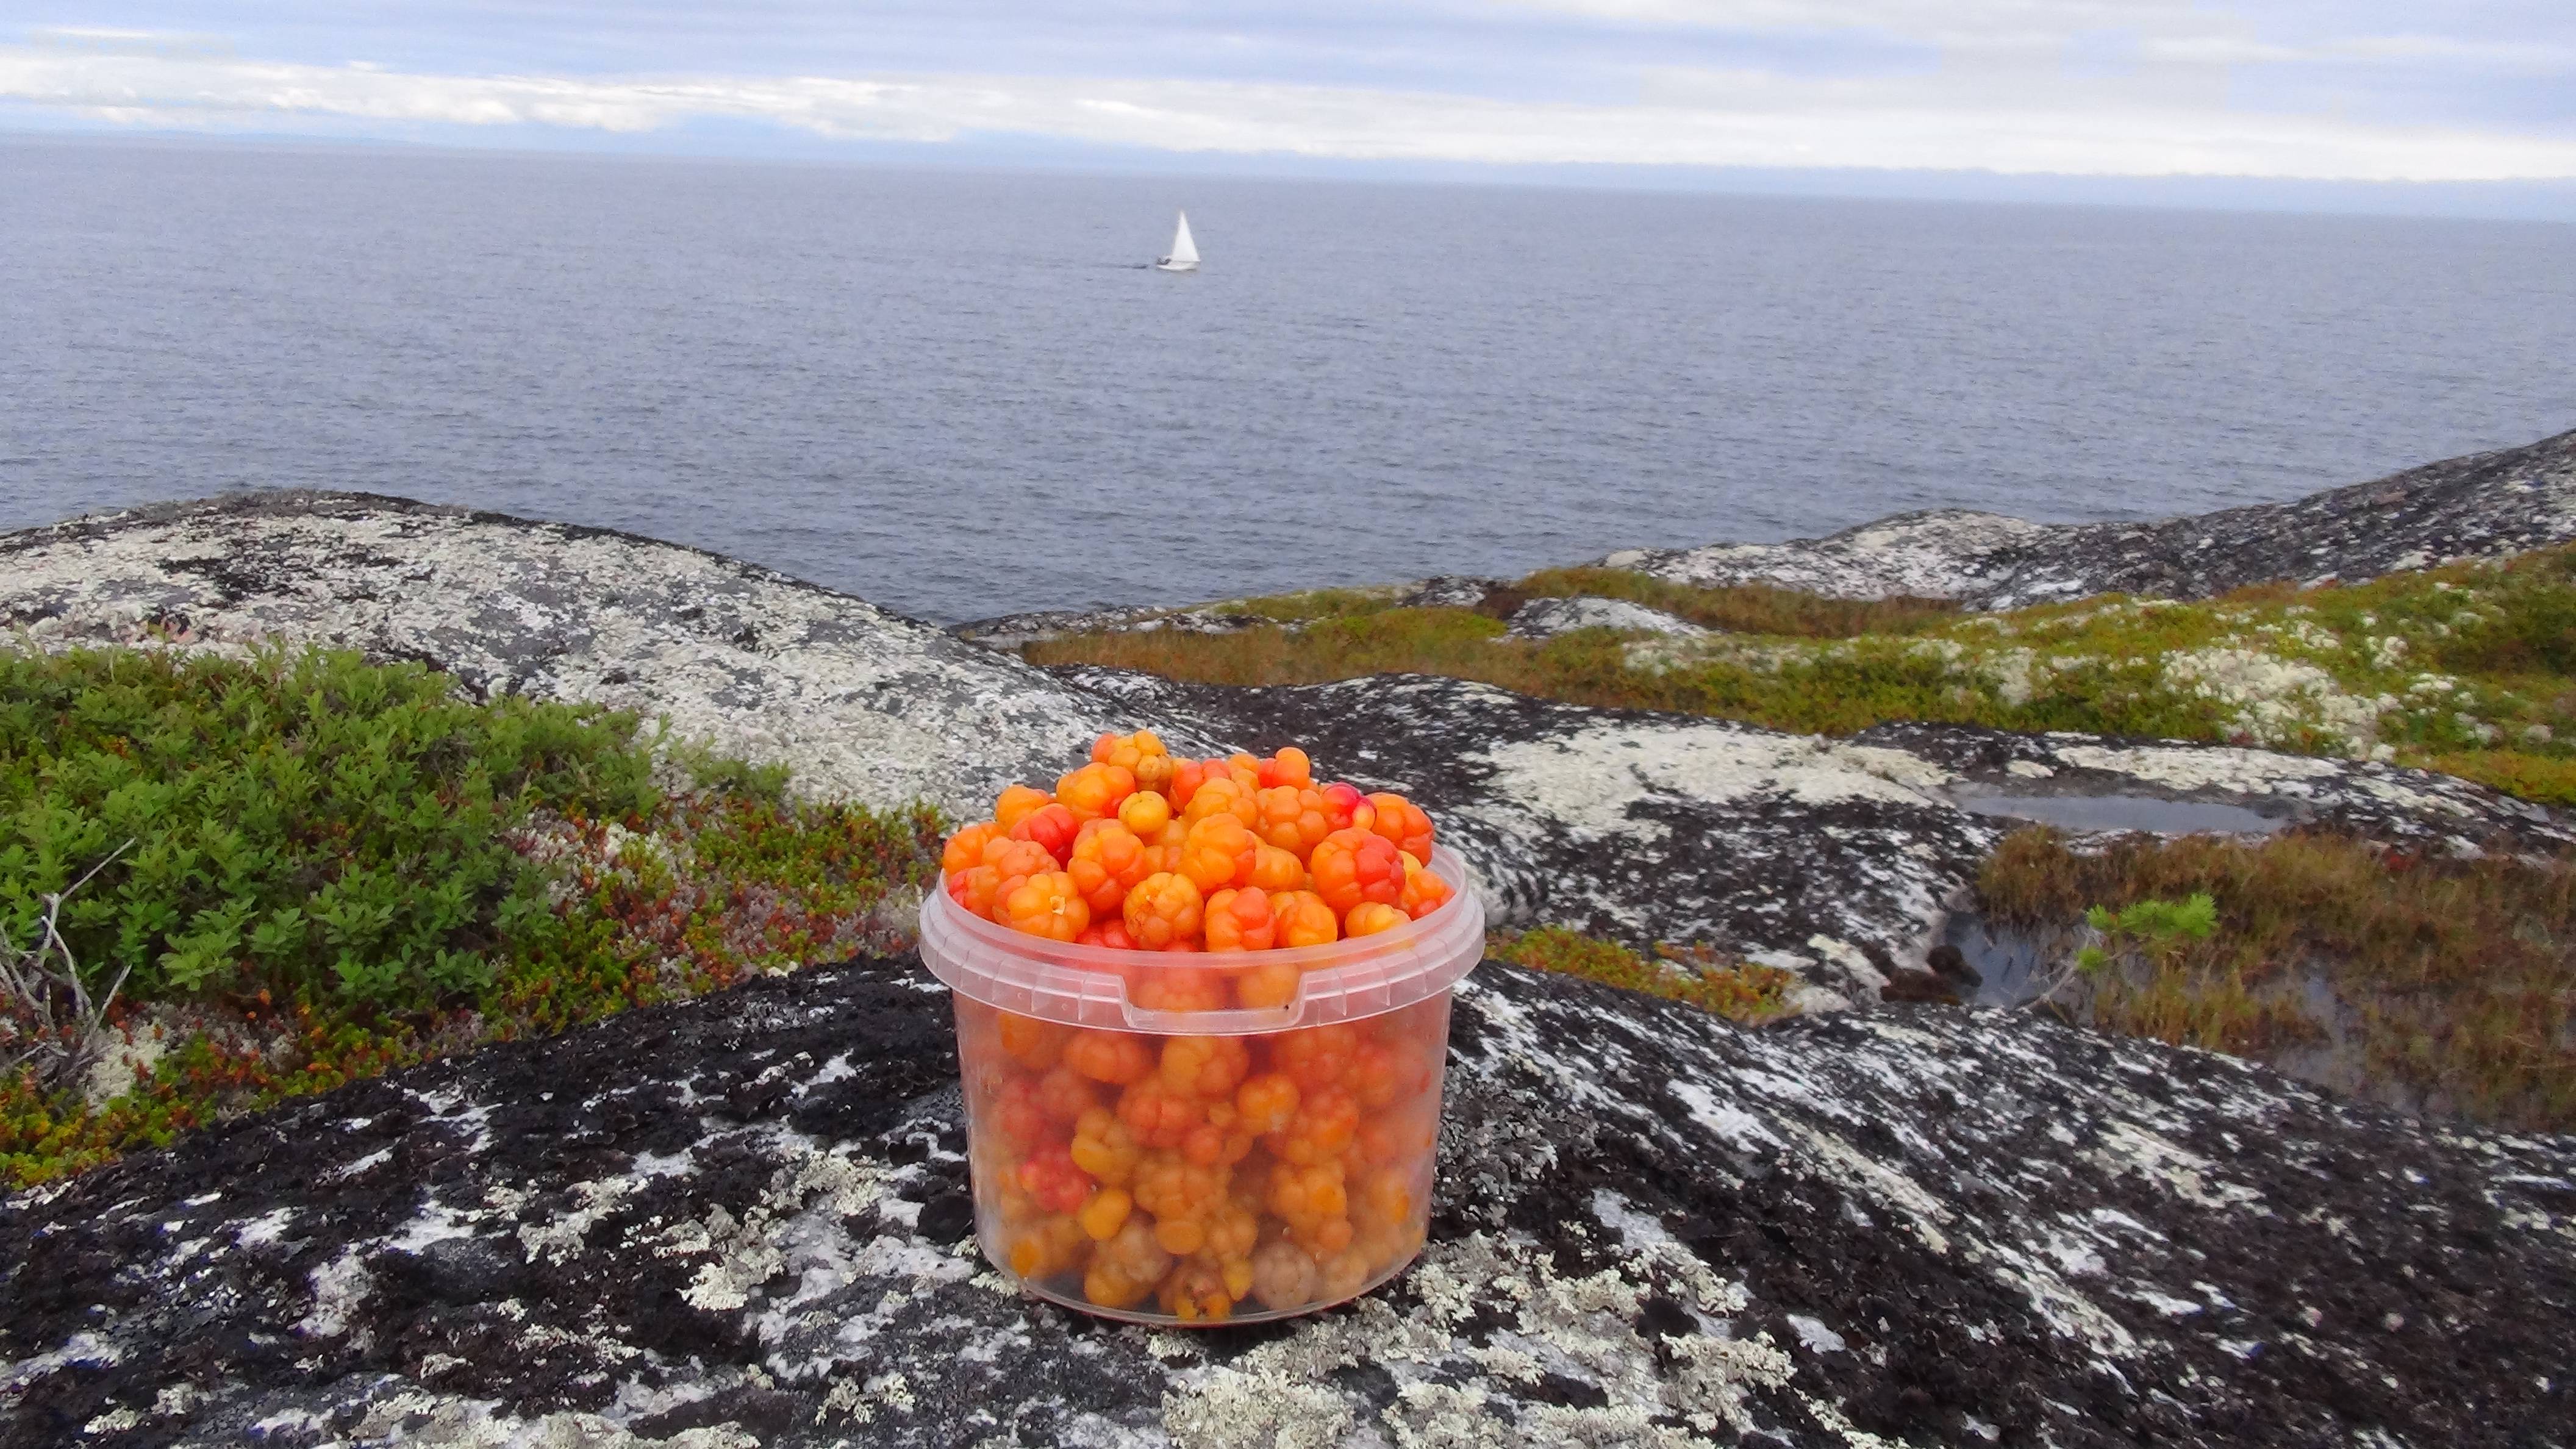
[1122,872,1203,950]
[1317,782,1376,834]
[1000,870,1089,941]
[1116,1076,1204,1148]
[1256,746,1314,789]
[1159,1259,1234,1323]
[1055,762,1136,823]
[1179,815,1258,893]
[1233,957,1300,1010]
[1009,803,1080,863]
[1117,789,1173,837]
[1077,1185,1134,1241]
[997,1011,1069,1070]
[995,784,1051,832]
[1364,792,1436,863]
[1132,964,1227,1011]
[1068,819,1151,915]
[1234,1073,1300,1134]
[1343,901,1406,937]
[1203,886,1276,951]
[1007,1214,1089,1279]
[1249,1240,1319,1311]
[1070,1106,1143,1185]
[1063,1031,1155,1086]
[1309,828,1404,915]
[1269,1024,1358,1093]
[1398,854,1453,918]
[1075,920,1139,950]
[1090,729,1168,771]
[942,821,1001,878]
[1159,1034,1251,1098]
[1273,890,1339,948]
[1275,1085,1360,1165]
[1251,785,1331,856]
[1018,1145,1095,1215]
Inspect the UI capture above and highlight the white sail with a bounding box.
[1157,210,1198,271]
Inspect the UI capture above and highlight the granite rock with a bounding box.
[1600,428,2576,608]
[7,956,2571,1448]
[1506,597,1711,641]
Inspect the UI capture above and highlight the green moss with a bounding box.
[2,644,942,1187]
[1487,926,1795,1024]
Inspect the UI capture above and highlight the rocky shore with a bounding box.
[6,434,2576,1445]
[6,956,2569,1447]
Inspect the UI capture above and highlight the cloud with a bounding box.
[2,15,2572,182]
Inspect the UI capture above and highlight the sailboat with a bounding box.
[1155,211,1199,273]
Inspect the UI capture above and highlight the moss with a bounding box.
[1977,826,2576,1131]
[1488,926,1795,1025]
[1030,543,2576,809]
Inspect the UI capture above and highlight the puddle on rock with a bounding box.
[1954,793,2286,835]
[1941,910,2439,1118]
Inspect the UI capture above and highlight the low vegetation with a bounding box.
[1487,925,1796,1025]
[1,645,942,1186]
[1031,544,2576,807]
[1978,826,2576,1131]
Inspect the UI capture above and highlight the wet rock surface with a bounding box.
[1602,428,2576,607]
[7,956,2571,1448]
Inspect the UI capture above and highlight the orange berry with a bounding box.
[1181,776,1259,831]
[1117,1076,1205,1148]
[1345,1043,1404,1107]
[1275,1085,1360,1165]
[1122,873,1204,950]
[1235,1073,1300,1134]
[1063,1031,1156,1086]
[996,784,1052,832]
[982,835,1056,879]
[1270,1024,1358,1093]
[1203,886,1277,952]
[1160,1035,1251,1098]
[1068,819,1151,915]
[1179,815,1258,893]
[997,1012,1071,1070]
[1273,890,1339,948]
[1134,752,1176,794]
[1399,859,1453,920]
[1250,1240,1320,1311]
[1317,782,1376,835]
[1018,1144,1096,1214]
[1132,964,1228,1012]
[950,865,1007,920]
[1234,957,1300,1010]
[1251,786,1331,856]
[1055,762,1137,823]
[1256,746,1314,790]
[1077,1186,1134,1240]
[1247,841,1304,892]
[1075,920,1139,950]
[1001,870,1090,941]
[1009,803,1080,863]
[1118,790,1173,837]
[1070,1106,1143,1185]
[1364,793,1436,864]
[1309,828,1405,915]
[1007,1215,1089,1279]
[1344,901,1406,937]
[1034,1064,1100,1123]
[1159,1259,1234,1323]
[942,821,1001,879]
[1167,758,1215,807]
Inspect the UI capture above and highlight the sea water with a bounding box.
[5,137,2573,623]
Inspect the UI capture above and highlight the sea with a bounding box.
[5,137,2574,625]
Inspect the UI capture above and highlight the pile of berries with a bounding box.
[941,732,1454,1011]
[942,734,1458,1322]
[959,996,1445,1322]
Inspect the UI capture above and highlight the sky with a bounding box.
[5,2,2575,208]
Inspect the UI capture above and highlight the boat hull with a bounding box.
[1154,259,1198,272]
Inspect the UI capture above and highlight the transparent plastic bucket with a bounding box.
[919,846,1483,1326]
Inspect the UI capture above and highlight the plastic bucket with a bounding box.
[919,846,1484,1325]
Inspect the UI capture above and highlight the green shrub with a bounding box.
[1,645,655,1015]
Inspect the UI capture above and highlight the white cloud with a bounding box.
[4,41,2574,180]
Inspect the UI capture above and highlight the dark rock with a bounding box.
[5,956,2572,1445]
[1878,969,1961,1004]
[1927,943,1981,987]
[1602,426,2576,607]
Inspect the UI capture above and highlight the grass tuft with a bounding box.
[1978,826,2576,1130]
[1489,926,1795,1024]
